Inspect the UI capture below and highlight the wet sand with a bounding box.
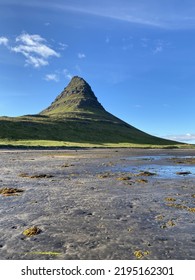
[0,148,195,260]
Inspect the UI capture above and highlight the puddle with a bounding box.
[115,155,195,179]
[126,155,168,160]
[119,165,195,178]
[145,165,195,178]
[125,155,195,162]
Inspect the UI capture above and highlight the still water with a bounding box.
[114,155,195,179]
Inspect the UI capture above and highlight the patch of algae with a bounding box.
[166,203,188,210]
[134,250,150,259]
[161,220,176,229]
[117,176,131,181]
[27,251,61,256]
[19,173,53,179]
[23,226,41,236]
[155,215,165,221]
[0,187,24,196]
[164,197,176,202]
[188,208,195,212]
[166,203,195,213]
[97,173,111,178]
[137,171,156,176]
[136,179,148,183]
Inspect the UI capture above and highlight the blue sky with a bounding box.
[0,0,195,143]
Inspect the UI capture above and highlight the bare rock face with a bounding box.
[58,76,95,98]
[41,76,105,115]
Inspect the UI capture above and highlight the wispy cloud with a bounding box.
[18,1,162,28]
[153,41,164,54]
[3,1,195,30]
[165,133,195,143]
[31,0,195,30]
[152,40,170,54]
[58,42,68,50]
[0,36,9,46]
[44,69,73,82]
[44,22,50,26]
[63,69,73,80]
[78,53,86,59]
[44,73,59,82]
[11,33,60,68]
[153,45,163,54]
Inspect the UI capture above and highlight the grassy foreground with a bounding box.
[0,139,192,149]
[0,113,182,147]
[0,115,191,149]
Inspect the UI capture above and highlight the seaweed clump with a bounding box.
[19,173,54,179]
[117,176,131,181]
[0,188,24,196]
[137,171,156,176]
[166,203,195,213]
[134,250,150,259]
[23,226,41,236]
[176,171,191,175]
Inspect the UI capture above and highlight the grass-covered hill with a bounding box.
[0,76,182,148]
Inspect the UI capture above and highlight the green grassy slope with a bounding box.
[0,114,179,146]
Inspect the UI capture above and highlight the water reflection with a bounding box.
[114,156,195,178]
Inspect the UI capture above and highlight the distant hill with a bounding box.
[0,76,180,147]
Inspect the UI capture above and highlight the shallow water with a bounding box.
[125,155,195,161]
[114,155,195,178]
[125,155,169,161]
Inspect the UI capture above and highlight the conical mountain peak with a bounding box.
[59,76,94,97]
[41,76,105,115]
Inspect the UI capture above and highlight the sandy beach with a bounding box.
[0,148,195,260]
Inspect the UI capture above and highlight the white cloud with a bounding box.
[58,42,68,50]
[153,39,171,54]
[0,36,9,46]
[153,45,163,54]
[27,56,49,67]
[78,53,86,59]
[11,33,60,68]
[165,133,195,143]
[44,69,73,82]
[153,40,164,54]
[63,69,73,80]
[45,74,59,82]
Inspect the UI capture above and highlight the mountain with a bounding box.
[41,76,106,116]
[0,76,180,147]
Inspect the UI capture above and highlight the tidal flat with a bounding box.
[0,148,195,260]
